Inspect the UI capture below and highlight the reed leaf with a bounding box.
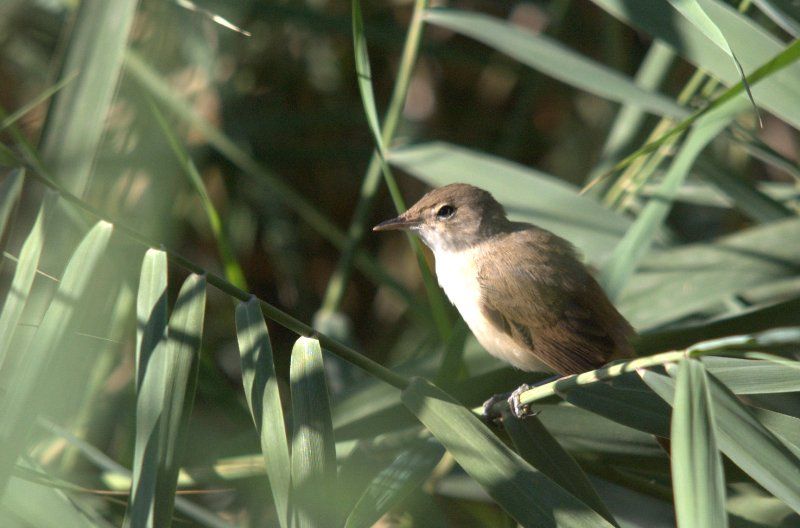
[235,298,291,528]
[0,204,45,369]
[0,168,24,245]
[0,220,112,493]
[671,359,728,528]
[401,377,616,528]
[345,438,445,528]
[290,337,337,528]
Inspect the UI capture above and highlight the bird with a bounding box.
[373,183,635,418]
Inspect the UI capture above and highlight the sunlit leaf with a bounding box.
[0,221,112,492]
[0,205,45,369]
[401,377,616,527]
[236,298,291,528]
[671,359,728,528]
[291,337,337,528]
[424,9,686,119]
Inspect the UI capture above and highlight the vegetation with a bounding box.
[1,0,799,526]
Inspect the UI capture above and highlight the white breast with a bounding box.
[433,247,550,372]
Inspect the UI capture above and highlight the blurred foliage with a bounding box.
[1,0,800,526]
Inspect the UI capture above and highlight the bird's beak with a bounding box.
[373,214,417,232]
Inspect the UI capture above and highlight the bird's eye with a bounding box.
[436,205,455,219]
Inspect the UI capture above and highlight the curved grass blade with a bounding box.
[290,337,337,528]
[401,377,616,528]
[134,249,169,391]
[155,273,206,527]
[0,221,112,493]
[620,216,800,330]
[0,74,78,133]
[148,100,247,290]
[0,204,45,369]
[126,272,207,528]
[701,357,800,395]
[589,0,800,130]
[753,409,800,457]
[599,98,747,299]
[666,0,759,123]
[565,381,671,437]
[641,369,800,514]
[38,0,138,196]
[345,438,445,528]
[43,419,232,528]
[424,9,686,119]
[671,359,728,528]
[753,0,800,37]
[127,249,169,528]
[351,0,452,341]
[602,39,800,179]
[695,157,793,223]
[235,298,291,528]
[124,51,421,315]
[352,0,384,156]
[1,470,94,528]
[0,168,24,244]
[503,413,618,526]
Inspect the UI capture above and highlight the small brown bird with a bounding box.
[374,183,635,417]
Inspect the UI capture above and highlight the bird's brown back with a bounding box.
[476,225,635,375]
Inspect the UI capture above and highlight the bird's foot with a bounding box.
[481,391,511,422]
[482,376,562,421]
[481,383,540,421]
[508,383,536,419]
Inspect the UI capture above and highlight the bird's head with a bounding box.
[373,183,510,253]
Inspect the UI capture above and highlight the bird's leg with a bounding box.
[482,375,560,421]
[481,392,511,421]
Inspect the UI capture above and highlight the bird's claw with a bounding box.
[508,383,537,419]
[481,383,539,422]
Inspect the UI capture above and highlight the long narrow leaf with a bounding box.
[504,413,618,526]
[667,0,757,118]
[0,205,46,369]
[401,377,615,527]
[290,337,337,528]
[671,359,728,528]
[127,249,169,528]
[156,274,206,527]
[565,381,671,437]
[424,9,686,119]
[590,0,800,130]
[351,0,452,340]
[134,249,169,391]
[38,0,138,195]
[620,216,800,330]
[45,420,232,528]
[641,369,800,513]
[149,100,247,290]
[345,439,445,528]
[352,0,384,154]
[0,221,112,493]
[600,97,748,299]
[1,472,94,528]
[0,168,24,244]
[235,298,291,528]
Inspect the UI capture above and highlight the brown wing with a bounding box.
[477,228,634,375]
